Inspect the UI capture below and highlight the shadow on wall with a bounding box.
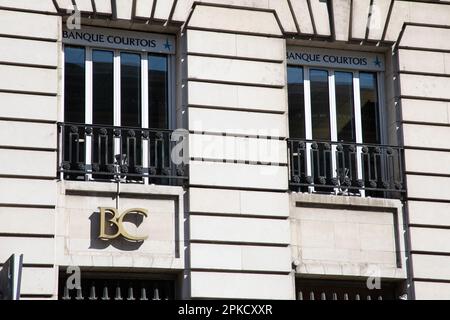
[89,211,144,251]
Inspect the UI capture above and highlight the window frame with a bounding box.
[287,63,387,196]
[60,43,176,183]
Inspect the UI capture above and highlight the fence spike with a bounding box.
[140,287,148,301]
[62,285,71,300]
[75,287,84,300]
[343,293,349,300]
[89,284,97,300]
[101,285,110,300]
[127,285,135,301]
[332,293,338,300]
[115,284,123,300]
[321,292,326,300]
[298,291,303,300]
[355,294,360,300]
[310,291,315,301]
[153,288,161,300]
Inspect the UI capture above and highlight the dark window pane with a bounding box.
[148,55,168,129]
[121,53,141,127]
[92,50,114,176]
[310,69,330,140]
[93,50,114,125]
[64,46,85,123]
[288,66,305,138]
[360,72,380,144]
[335,71,355,142]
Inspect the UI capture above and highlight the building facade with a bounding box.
[0,0,449,300]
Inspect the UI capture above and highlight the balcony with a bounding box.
[57,122,188,184]
[287,138,405,198]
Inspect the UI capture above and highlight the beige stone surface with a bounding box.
[0,121,56,149]
[188,5,282,36]
[190,215,290,244]
[190,243,291,272]
[191,271,294,299]
[403,124,450,150]
[188,81,286,113]
[410,227,450,253]
[0,207,54,236]
[401,99,450,125]
[189,187,289,217]
[405,149,450,175]
[0,65,57,94]
[408,201,450,227]
[189,133,287,164]
[188,55,284,86]
[407,175,450,201]
[0,236,54,265]
[0,10,59,40]
[189,160,289,190]
[414,281,450,300]
[0,149,56,177]
[0,179,56,206]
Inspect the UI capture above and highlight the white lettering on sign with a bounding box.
[287,46,385,71]
[62,26,175,54]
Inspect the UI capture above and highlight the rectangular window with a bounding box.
[287,54,398,197]
[61,39,175,183]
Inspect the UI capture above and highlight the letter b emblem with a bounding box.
[98,207,148,241]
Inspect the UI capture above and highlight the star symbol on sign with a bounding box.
[374,56,382,68]
[164,38,172,51]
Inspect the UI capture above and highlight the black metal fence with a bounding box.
[57,122,188,184]
[288,139,405,197]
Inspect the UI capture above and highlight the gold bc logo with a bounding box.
[98,207,148,241]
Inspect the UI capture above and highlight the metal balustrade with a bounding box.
[57,122,188,184]
[59,278,175,300]
[296,279,402,300]
[288,139,405,198]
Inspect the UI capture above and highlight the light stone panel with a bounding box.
[331,0,351,41]
[189,160,289,190]
[0,121,56,149]
[0,9,59,40]
[190,271,294,299]
[93,0,112,14]
[0,149,56,177]
[405,149,450,176]
[400,74,450,101]
[410,227,450,254]
[134,0,154,19]
[190,243,291,272]
[0,236,54,265]
[114,0,133,20]
[188,81,286,113]
[20,267,56,296]
[0,92,57,121]
[0,179,56,206]
[190,215,290,244]
[403,124,450,150]
[154,0,175,20]
[188,56,285,87]
[401,99,450,125]
[54,0,74,10]
[172,0,194,22]
[408,201,450,227]
[290,0,314,34]
[189,187,289,217]
[367,0,391,40]
[407,175,450,201]
[189,134,287,164]
[414,281,450,300]
[267,0,297,33]
[0,37,57,67]
[55,182,184,269]
[290,194,406,279]
[188,5,282,36]
[187,30,285,61]
[0,207,54,236]
[413,254,450,281]
[0,0,57,12]
[74,0,93,12]
[351,0,370,39]
[189,108,287,137]
[0,65,57,95]
[399,49,450,75]
[309,0,331,36]
[399,25,450,50]
[385,2,450,42]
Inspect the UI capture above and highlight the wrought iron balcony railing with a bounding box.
[57,122,188,184]
[288,138,405,198]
